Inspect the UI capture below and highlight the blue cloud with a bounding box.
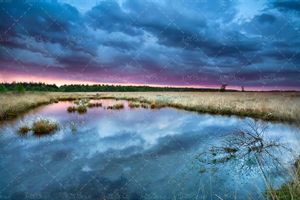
[0,0,299,88]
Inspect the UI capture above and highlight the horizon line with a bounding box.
[1,81,300,92]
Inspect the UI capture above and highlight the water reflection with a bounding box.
[196,121,297,194]
[0,100,299,200]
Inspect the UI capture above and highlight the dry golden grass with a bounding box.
[18,125,31,135]
[0,91,299,198]
[128,102,141,108]
[107,103,124,110]
[0,92,97,120]
[0,91,299,124]
[67,106,77,113]
[88,102,102,108]
[77,105,88,114]
[99,92,300,124]
[32,119,59,136]
[269,159,300,200]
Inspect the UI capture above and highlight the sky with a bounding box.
[0,0,299,90]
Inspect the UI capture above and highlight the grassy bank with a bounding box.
[270,159,300,200]
[0,91,299,124]
[0,92,97,121]
[99,92,300,124]
[0,91,299,199]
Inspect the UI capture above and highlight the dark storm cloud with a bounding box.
[86,1,142,36]
[146,132,203,156]
[273,1,300,12]
[0,0,299,89]
[86,0,259,59]
[57,53,93,66]
[0,0,96,58]
[256,13,277,24]
[1,1,81,42]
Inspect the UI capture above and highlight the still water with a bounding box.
[0,100,299,200]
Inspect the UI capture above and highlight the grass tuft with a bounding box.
[150,102,165,109]
[107,103,124,110]
[150,103,156,109]
[128,102,140,108]
[141,103,149,109]
[18,125,31,135]
[74,99,90,106]
[88,102,102,108]
[32,119,59,136]
[67,106,77,113]
[77,105,87,114]
[50,99,59,103]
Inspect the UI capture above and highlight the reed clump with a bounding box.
[150,102,165,109]
[31,119,59,136]
[67,98,99,114]
[128,102,140,108]
[50,99,59,103]
[107,103,124,110]
[88,102,102,108]
[67,106,77,113]
[67,105,87,114]
[141,103,149,109]
[18,125,31,135]
[77,105,87,114]
[74,99,90,105]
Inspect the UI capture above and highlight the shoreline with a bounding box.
[0,91,299,199]
[0,91,299,125]
[98,92,300,125]
[100,96,300,125]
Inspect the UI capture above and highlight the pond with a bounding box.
[0,99,299,200]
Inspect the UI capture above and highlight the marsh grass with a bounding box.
[150,103,155,109]
[74,99,80,105]
[99,92,300,124]
[67,106,77,113]
[67,99,103,114]
[69,98,91,114]
[74,99,90,106]
[128,102,140,108]
[1,92,300,124]
[50,98,59,103]
[107,103,124,110]
[32,119,59,136]
[77,105,87,114]
[269,159,300,200]
[150,102,166,109]
[141,103,149,109]
[18,125,31,135]
[0,92,98,121]
[128,101,150,109]
[2,92,299,198]
[88,102,102,108]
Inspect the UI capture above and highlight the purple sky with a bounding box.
[0,0,299,90]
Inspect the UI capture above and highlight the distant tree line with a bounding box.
[0,82,239,93]
[1,82,58,92]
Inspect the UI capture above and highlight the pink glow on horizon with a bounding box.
[1,73,299,91]
[0,73,99,86]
